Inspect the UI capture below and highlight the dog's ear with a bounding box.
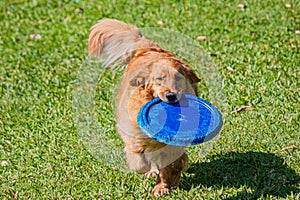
[130,76,146,86]
[180,63,200,83]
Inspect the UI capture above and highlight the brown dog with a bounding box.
[88,19,200,196]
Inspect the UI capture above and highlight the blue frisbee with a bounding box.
[137,94,222,146]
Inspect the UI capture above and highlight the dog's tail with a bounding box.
[88,19,158,66]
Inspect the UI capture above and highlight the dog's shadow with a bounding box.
[181,151,300,199]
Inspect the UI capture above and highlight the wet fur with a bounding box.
[88,19,200,196]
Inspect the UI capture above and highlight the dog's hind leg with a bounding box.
[145,162,159,178]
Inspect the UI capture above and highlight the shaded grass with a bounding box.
[0,0,299,199]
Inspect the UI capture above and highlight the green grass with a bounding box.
[1,0,299,199]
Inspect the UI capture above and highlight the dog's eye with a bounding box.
[156,75,165,82]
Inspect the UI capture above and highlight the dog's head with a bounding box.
[129,57,200,104]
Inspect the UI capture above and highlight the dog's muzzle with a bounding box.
[166,92,178,103]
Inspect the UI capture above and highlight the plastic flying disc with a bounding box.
[137,94,222,146]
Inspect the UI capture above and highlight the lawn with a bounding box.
[0,0,299,199]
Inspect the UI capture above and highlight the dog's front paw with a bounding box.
[144,168,159,178]
[151,183,170,197]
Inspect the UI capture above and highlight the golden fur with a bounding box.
[88,19,200,196]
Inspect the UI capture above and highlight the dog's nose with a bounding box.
[166,92,178,103]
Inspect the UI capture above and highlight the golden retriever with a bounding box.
[88,19,200,196]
